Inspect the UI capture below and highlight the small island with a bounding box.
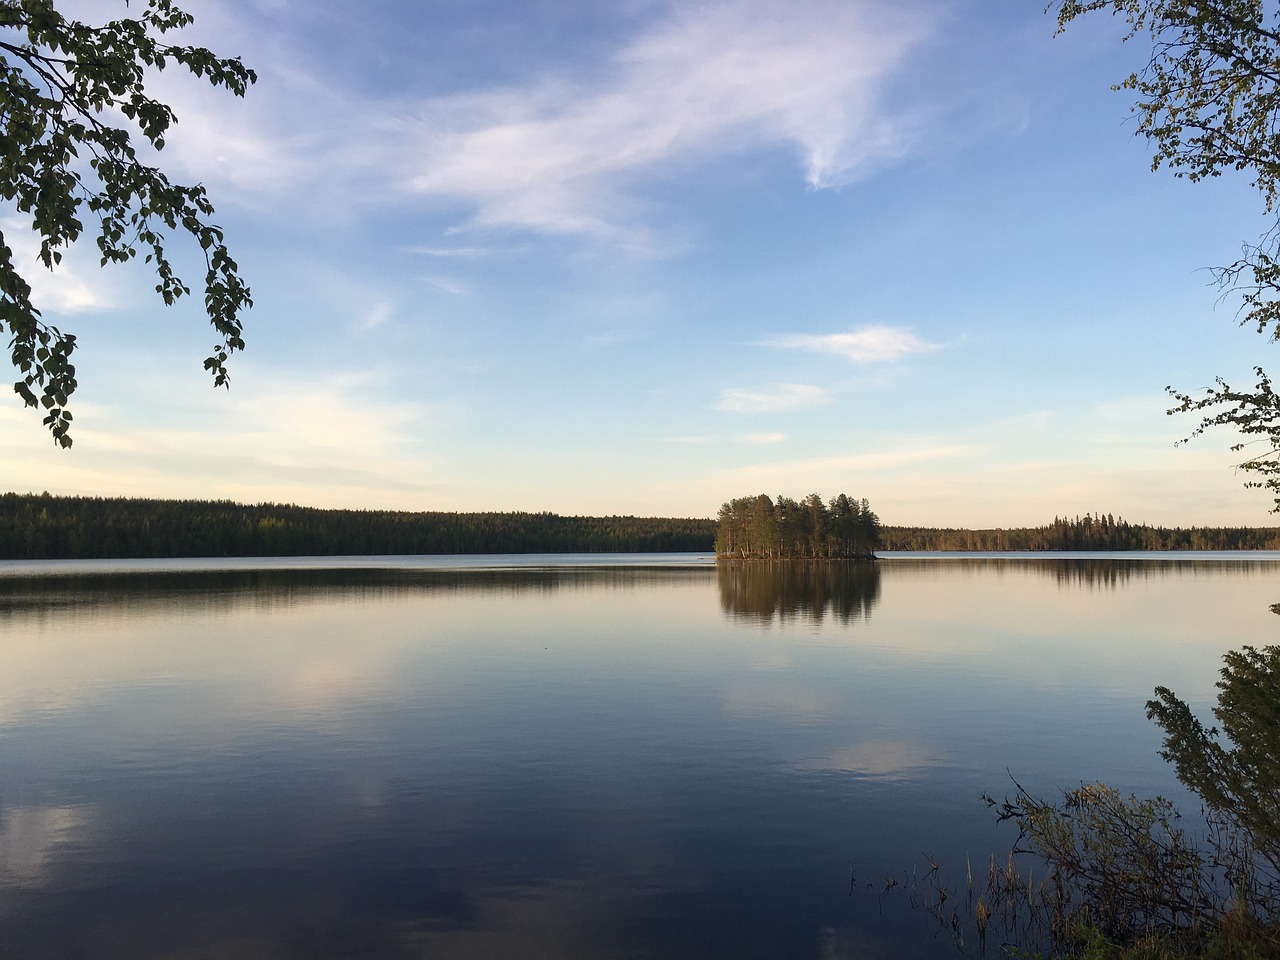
[715,493,881,560]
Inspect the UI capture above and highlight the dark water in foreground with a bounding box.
[1,553,1278,959]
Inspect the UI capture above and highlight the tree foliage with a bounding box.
[903,646,1280,958]
[0,0,254,445]
[1147,644,1280,874]
[714,492,881,559]
[10,494,1280,558]
[1056,1,1280,205]
[881,511,1280,550]
[1054,1,1280,508]
[0,492,716,558]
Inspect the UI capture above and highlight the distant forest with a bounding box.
[3,495,1280,560]
[0,493,714,559]
[880,513,1280,551]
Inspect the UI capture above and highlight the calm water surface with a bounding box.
[1,553,1277,959]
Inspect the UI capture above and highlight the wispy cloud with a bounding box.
[763,324,940,362]
[405,2,935,236]
[710,441,983,490]
[739,432,787,444]
[1092,395,1166,421]
[0,365,450,508]
[407,246,496,258]
[0,217,117,314]
[585,328,636,345]
[148,1,938,240]
[358,301,395,330]
[715,384,831,414]
[656,435,712,445]
[422,276,469,296]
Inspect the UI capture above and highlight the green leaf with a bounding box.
[0,0,254,445]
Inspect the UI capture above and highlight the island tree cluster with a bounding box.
[714,493,881,559]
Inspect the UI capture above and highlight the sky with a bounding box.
[2,0,1277,526]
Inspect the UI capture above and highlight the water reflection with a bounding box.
[716,560,881,624]
[0,557,1275,959]
[0,565,713,623]
[1039,557,1280,589]
[0,805,89,889]
[884,554,1280,590]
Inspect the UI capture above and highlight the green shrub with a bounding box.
[909,647,1280,959]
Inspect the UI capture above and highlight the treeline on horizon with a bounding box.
[4,495,1280,560]
[0,493,714,560]
[880,512,1280,551]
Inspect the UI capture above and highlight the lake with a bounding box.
[1,552,1277,959]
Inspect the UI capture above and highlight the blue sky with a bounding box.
[2,0,1275,525]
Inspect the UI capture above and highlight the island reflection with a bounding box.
[716,560,881,624]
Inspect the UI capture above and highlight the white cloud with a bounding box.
[422,275,469,296]
[739,432,787,444]
[0,365,452,509]
[763,324,940,362]
[0,217,116,314]
[585,328,636,345]
[1092,394,1167,421]
[404,2,935,235]
[139,1,937,240]
[628,438,983,512]
[712,442,982,487]
[407,246,496,258]
[24,263,109,315]
[655,435,712,444]
[715,383,831,414]
[358,301,395,330]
